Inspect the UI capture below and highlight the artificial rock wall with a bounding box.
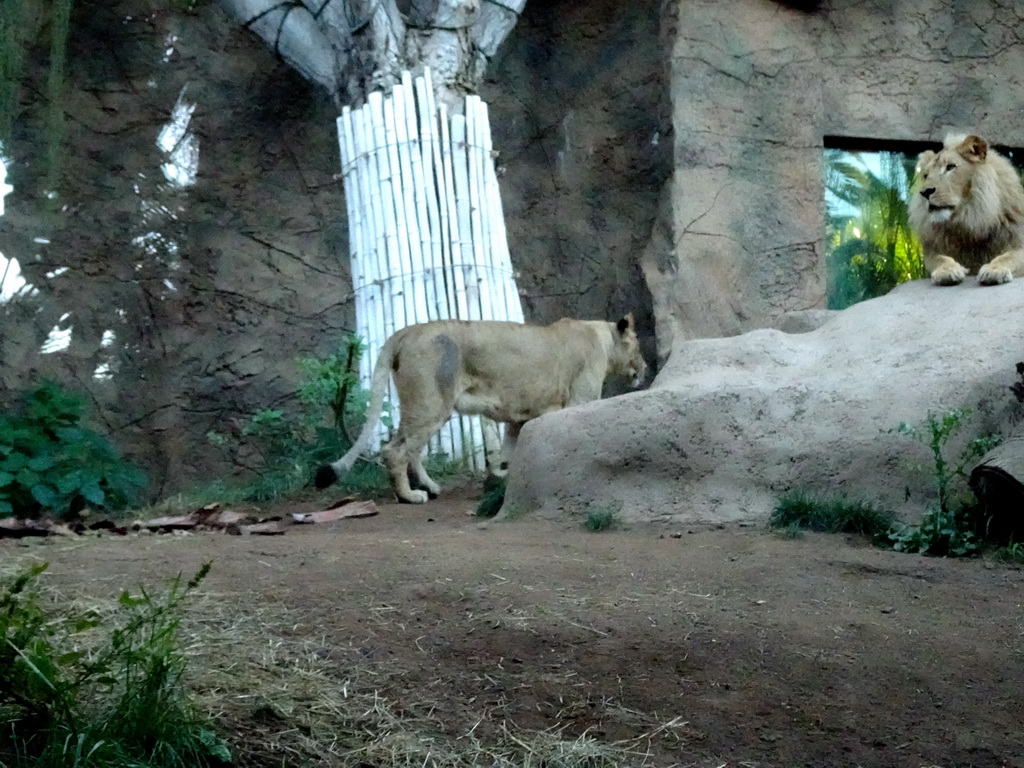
[646,0,1024,360]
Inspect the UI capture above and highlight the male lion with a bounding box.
[314,314,647,504]
[909,133,1024,286]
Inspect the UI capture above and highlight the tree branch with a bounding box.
[471,0,525,58]
[218,0,527,111]
[217,0,341,97]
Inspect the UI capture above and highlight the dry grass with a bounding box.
[180,596,678,767]
[0,550,682,768]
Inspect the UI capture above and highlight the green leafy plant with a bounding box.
[770,491,894,539]
[208,335,416,501]
[824,149,925,309]
[891,408,1001,516]
[0,562,230,768]
[0,381,146,519]
[887,506,981,557]
[883,408,1001,557]
[994,540,1024,565]
[775,409,1003,557]
[583,506,620,533]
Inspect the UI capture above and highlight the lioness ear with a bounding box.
[915,150,936,176]
[957,135,988,163]
[616,314,634,335]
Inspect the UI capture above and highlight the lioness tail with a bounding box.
[313,333,399,489]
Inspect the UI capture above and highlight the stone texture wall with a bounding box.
[646,0,1024,361]
[484,0,669,373]
[0,2,359,498]
[0,0,666,498]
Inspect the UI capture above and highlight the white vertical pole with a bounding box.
[337,71,526,471]
[415,72,448,321]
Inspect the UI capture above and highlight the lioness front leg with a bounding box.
[978,248,1024,285]
[492,422,523,478]
[926,254,967,286]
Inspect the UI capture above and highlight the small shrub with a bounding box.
[0,381,146,519]
[885,408,1000,557]
[891,407,1001,515]
[887,506,980,557]
[0,562,231,768]
[583,507,620,533]
[476,475,506,518]
[770,491,894,539]
[208,335,400,501]
[994,540,1024,565]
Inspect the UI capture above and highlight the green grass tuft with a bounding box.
[0,563,231,768]
[994,541,1024,565]
[477,475,506,518]
[583,507,620,533]
[771,491,894,539]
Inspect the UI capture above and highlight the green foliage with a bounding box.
[993,541,1024,565]
[295,335,371,433]
[776,408,1003,558]
[0,381,146,519]
[476,475,506,518]
[886,506,980,557]
[0,563,231,768]
[583,506,620,533]
[208,335,408,501]
[890,407,1001,516]
[824,150,925,309]
[0,0,72,192]
[770,491,894,539]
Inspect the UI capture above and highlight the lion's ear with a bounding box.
[915,150,936,176]
[616,314,634,335]
[957,135,988,163]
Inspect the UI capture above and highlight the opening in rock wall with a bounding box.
[822,136,1024,310]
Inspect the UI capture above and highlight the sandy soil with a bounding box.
[4,489,1024,767]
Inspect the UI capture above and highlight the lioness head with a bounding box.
[911,134,988,224]
[610,314,647,386]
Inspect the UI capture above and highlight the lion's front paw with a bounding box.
[398,489,430,504]
[931,263,967,286]
[978,263,1013,285]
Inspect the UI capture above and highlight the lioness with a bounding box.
[909,133,1024,286]
[315,314,647,503]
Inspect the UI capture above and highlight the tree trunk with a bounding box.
[215,0,526,112]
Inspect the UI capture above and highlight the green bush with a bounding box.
[777,408,1003,558]
[0,562,230,768]
[583,507,620,533]
[208,335,416,501]
[0,381,146,519]
[886,506,980,557]
[890,407,1000,516]
[476,475,506,518]
[770,492,894,539]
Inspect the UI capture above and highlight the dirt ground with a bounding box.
[4,487,1024,768]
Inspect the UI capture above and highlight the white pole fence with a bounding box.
[336,68,523,473]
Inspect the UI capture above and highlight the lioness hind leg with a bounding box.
[382,436,429,504]
[409,452,442,499]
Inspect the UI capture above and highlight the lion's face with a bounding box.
[912,135,988,224]
[611,314,647,386]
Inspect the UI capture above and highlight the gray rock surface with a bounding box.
[503,280,1024,524]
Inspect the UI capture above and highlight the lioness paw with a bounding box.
[931,264,966,286]
[978,263,1013,285]
[399,489,430,504]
